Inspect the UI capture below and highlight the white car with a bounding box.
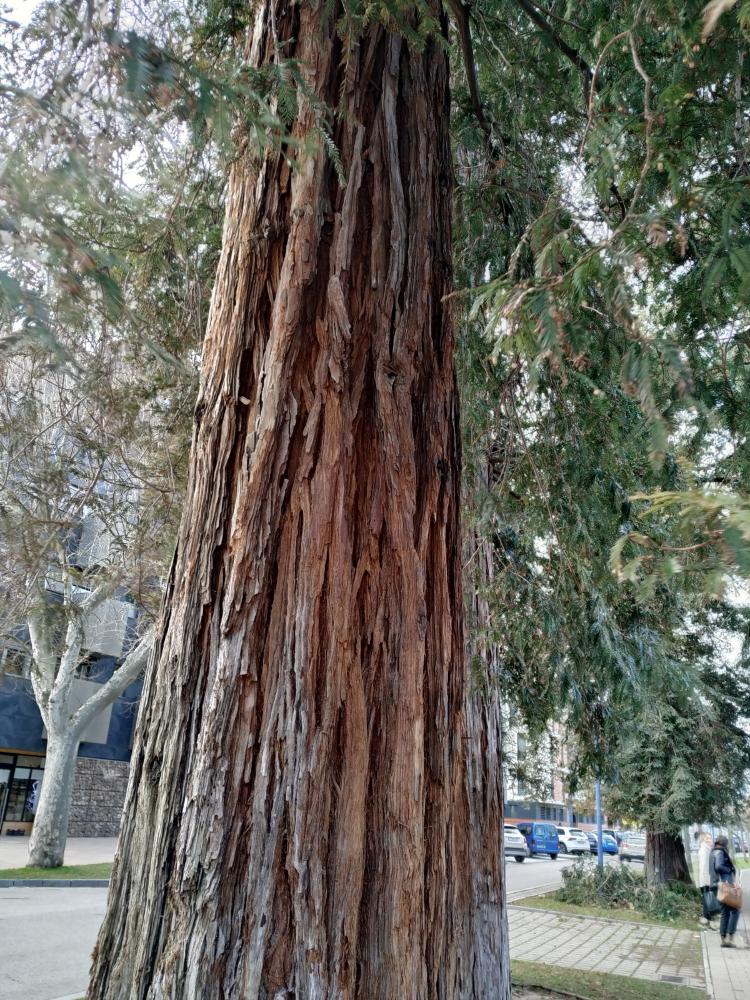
[556,826,590,855]
[619,833,646,862]
[503,824,530,863]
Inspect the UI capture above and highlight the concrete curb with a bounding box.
[508,902,702,934]
[506,881,561,902]
[700,930,715,1000]
[0,878,109,887]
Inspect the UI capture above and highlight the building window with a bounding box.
[0,753,46,831]
[76,653,100,680]
[0,646,31,678]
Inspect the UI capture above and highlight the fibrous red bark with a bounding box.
[88,3,506,997]
[645,829,692,886]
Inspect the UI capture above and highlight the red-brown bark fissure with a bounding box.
[88,3,507,998]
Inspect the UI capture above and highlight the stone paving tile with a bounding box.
[701,869,750,1000]
[509,906,705,991]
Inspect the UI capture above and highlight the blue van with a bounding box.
[516,821,560,860]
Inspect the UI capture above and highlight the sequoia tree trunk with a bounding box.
[89,3,499,997]
[645,829,692,886]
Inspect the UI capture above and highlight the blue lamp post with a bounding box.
[595,780,604,869]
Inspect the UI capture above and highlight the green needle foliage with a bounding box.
[457,0,750,583]
[454,0,750,816]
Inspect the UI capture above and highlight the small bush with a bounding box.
[555,858,701,924]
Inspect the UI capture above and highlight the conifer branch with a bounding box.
[445,0,491,137]
[514,0,593,104]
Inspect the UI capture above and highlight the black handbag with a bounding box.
[703,887,721,917]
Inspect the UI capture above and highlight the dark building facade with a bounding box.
[0,654,141,838]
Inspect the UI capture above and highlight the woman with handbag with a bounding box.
[710,835,743,948]
[698,833,720,929]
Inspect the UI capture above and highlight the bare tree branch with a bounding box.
[69,630,153,735]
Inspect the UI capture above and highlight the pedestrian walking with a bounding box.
[710,835,742,948]
[698,832,720,929]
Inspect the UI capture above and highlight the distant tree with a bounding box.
[601,602,750,883]
[0,0,222,867]
[608,673,750,883]
[0,351,158,867]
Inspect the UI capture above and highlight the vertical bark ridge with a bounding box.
[89,3,502,997]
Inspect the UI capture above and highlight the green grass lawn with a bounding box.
[0,861,112,879]
[735,858,750,869]
[512,892,700,932]
[512,960,705,1000]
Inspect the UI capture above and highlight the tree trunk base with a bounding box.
[645,830,692,885]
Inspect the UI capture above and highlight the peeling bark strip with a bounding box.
[90,3,500,997]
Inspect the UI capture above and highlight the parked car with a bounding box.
[503,824,530,863]
[517,821,560,860]
[556,826,590,855]
[586,831,618,855]
[619,833,646,863]
[603,828,622,845]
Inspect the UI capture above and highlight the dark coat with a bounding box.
[709,846,736,887]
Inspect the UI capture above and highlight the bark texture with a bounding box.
[645,829,692,885]
[463,527,511,999]
[89,3,501,997]
[27,729,80,868]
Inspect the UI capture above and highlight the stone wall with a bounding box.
[68,756,129,837]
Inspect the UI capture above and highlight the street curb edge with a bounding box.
[0,878,110,887]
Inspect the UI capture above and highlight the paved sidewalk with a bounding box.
[509,906,705,990]
[701,868,750,1000]
[0,836,117,868]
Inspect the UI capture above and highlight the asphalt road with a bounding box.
[0,854,632,1000]
[505,850,627,901]
[505,852,576,901]
[0,886,106,1000]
